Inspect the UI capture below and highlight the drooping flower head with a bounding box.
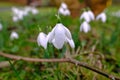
[58,2,70,16]
[37,32,48,49]
[37,23,75,49]
[10,31,19,40]
[80,21,91,33]
[47,23,75,49]
[80,10,95,22]
[87,10,95,21]
[96,12,107,23]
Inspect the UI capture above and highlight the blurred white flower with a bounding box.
[37,32,48,49]
[58,2,70,16]
[10,31,19,40]
[12,7,24,21]
[31,7,38,15]
[96,12,106,23]
[12,6,39,22]
[12,7,19,15]
[0,23,3,31]
[61,2,68,9]
[80,11,91,22]
[80,10,95,22]
[18,11,24,20]
[64,9,70,16]
[47,23,74,49]
[87,10,95,20]
[66,38,75,48]
[80,21,91,33]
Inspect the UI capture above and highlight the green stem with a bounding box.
[8,60,22,80]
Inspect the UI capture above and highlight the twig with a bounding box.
[0,52,120,80]
[0,61,14,68]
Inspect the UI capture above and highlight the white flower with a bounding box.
[47,23,74,49]
[12,7,19,15]
[58,2,70,16]
[96,12,106,23]
[80,21,91,33]
[66,38,75,48]
[37,32,48,49]
[31,7,38,15]
[80,11,91,22]
[17,10,24,20]
[61,2,68,9]
[0,23,3,31]
[87,10,95,20]
[12,7,24,21]
[64,9,71,16]
[10,31,19,40]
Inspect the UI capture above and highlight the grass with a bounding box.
[0,3,120,80]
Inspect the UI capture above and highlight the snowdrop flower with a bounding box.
[47,23,75,49]
[87,10,95,20]
[58,2,70,16]
[66,38,75,48]
[80,21,91,33]
[58,8,70,16]
[96,12,107,23]
[17,11,24,20]
[0,23,2,31]
[12,7,24,21]
[12,7,19,15]
[61,2,68,9]
[80,11,91,22]
[10,31,19,40]
[31,7,38,15]
[37,32,48,49]
[64,9,70,16]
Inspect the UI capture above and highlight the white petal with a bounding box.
[47,26,56,43]
[52,39,60,49]
[96,12,106,23]
[64,9,70,16]
[12,7,19,15]
[66,38,75,48]
[58,7,64,15]
[58,5,70,16]
[53,23,66,49]
[87,10,95,20]
[61,2,67,9]
[80,21,91,33]
[80,11,91,22]
[10,31,19,40]
[37,32,48,49]
[63,26,72,39]
[31,7,38,14]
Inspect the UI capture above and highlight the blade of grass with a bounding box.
[8,60,22,80]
